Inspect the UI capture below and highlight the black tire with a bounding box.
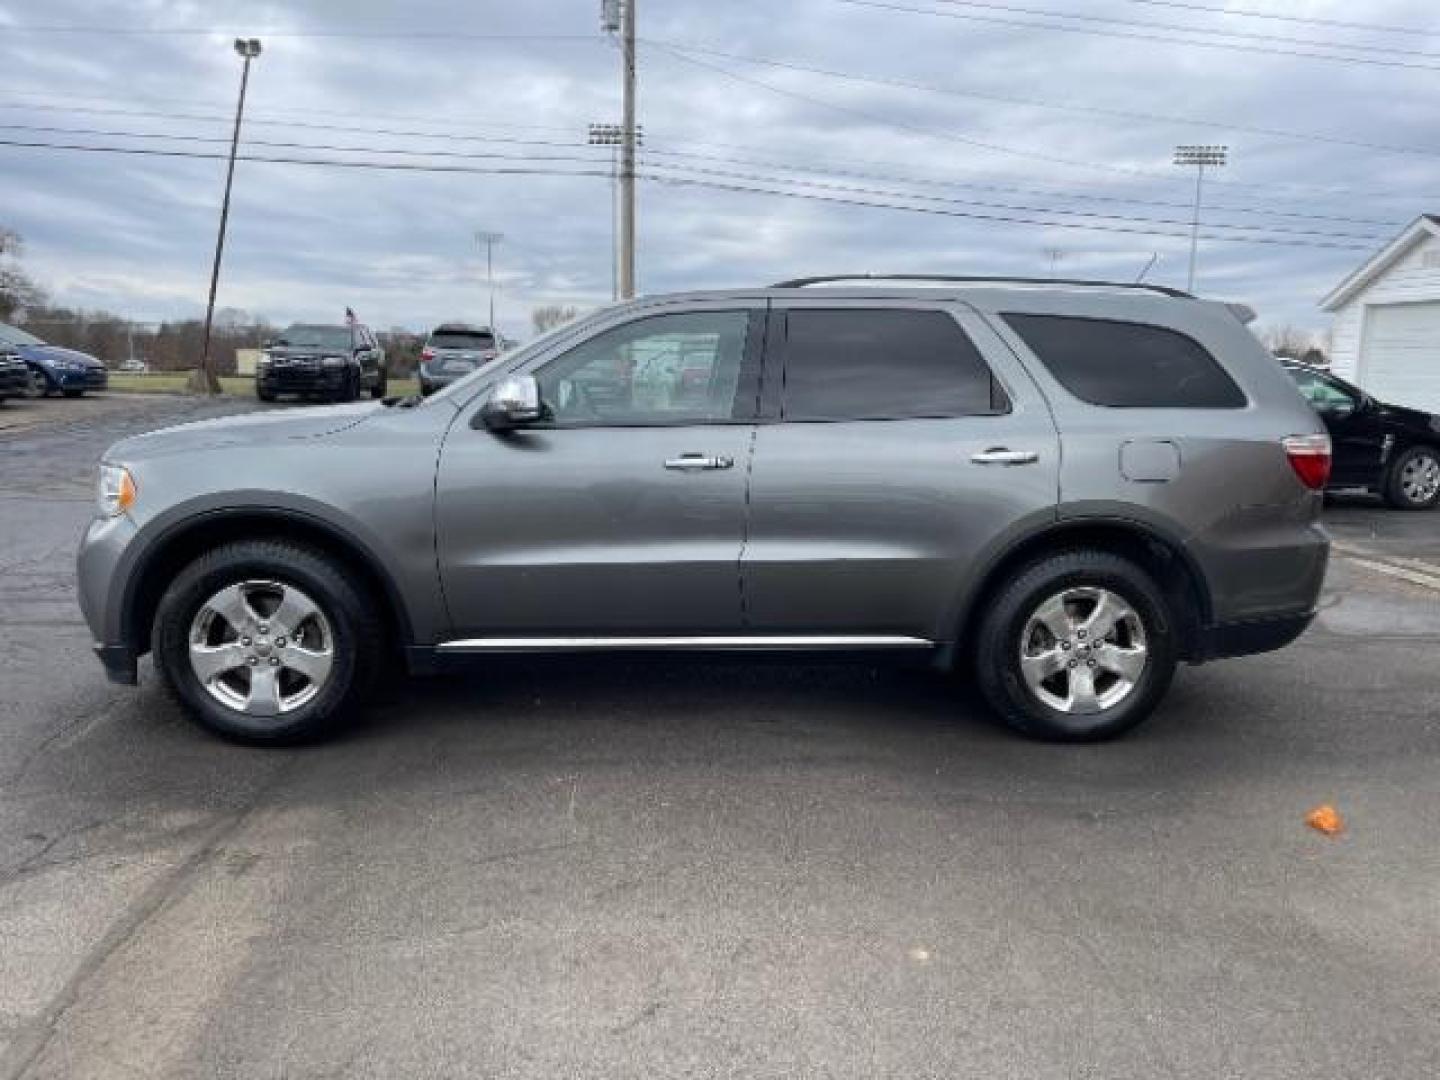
[1382,445,1440,511]
[63,389,83,398]
[370,372,388,399]
[256,385,276,403]
[340,369,360,403]
[974,550,1177,742]
[152,540,383,744]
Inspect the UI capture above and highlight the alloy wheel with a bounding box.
[1018,587,1148,714]
[1400,451,1440,506]
[188,579,334,717]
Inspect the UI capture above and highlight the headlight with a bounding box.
[321,355,347,368]
[97,463,137,518]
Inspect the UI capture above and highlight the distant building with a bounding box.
[1321,214,1440,411]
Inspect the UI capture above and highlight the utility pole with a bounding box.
[619,0,637,298]
[475,231,503,330]
[588,122,643,300]
[1173,144,1227,294]
[195,37,261,395]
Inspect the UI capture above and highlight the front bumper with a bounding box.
[46,366,108,390]
[94,643,138,685]
[0,363,26,396]
[258,367,349,395]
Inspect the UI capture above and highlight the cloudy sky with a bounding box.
[0,0,1436,339]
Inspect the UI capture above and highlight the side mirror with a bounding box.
[480,374,543,431]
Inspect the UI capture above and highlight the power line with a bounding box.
[652,40,1427,204]
[0,137,614,178]
[641,159,1387,242]
[836,0,1440,71]
[0,25,599,41]
[645,173,1376,251]
[646,38,1440,160]
[0,116,1403,232]
[0,135,1380,252]
[1113,0,1434,37]
[923,0,1440,59]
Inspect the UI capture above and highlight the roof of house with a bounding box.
[1321,214,1440,312]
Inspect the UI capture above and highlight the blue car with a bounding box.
[0,321,109,397]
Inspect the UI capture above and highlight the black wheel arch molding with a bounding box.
[938,507,1218,668]
[104,498,431,672]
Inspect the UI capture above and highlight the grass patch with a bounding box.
[105,372,419,398]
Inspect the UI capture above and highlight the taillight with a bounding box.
[420,346,435,362]
[1283,433,1332,490]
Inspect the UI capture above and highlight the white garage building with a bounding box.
[1321,214,1440,412]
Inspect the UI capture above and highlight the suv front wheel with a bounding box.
[153,540,382,743]
[975,550,1177,741]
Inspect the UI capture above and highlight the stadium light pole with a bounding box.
[475,231,503,330]
[195,37,261,395]
[1174,144,1227,294]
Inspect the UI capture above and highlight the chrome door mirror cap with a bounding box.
[480,375,543,431]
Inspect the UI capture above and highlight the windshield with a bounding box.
[273,325,353,350]
[0,322,47,347]
[430,331,496,350]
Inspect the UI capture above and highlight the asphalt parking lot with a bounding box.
[1,393,1437,1079]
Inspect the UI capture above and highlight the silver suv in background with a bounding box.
[78,276,1330,745]
[418,323,501,395]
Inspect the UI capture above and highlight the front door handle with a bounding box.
[970,448,1039,466]
[664,453,735,471]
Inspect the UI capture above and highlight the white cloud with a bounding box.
[0,0,1435,336]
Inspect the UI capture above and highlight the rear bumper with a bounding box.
[1195,611,1315,662]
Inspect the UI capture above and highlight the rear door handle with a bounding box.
[664,453,734,471]
[970,448,1039,466]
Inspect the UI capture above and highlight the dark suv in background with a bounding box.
[1285,361,1440,510]
[257,322,387,403]
[418,323,502,395]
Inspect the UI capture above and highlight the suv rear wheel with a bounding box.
[975,550,1177,741]
[153,540,382,744]
[1384,445,1440,510]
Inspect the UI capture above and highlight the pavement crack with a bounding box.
[0,761,297,1080]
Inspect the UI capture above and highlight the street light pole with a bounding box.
[195,37,261,395]
[475,231,503,330]
[1173,144,1227,294]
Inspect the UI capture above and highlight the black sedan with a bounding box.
[1285,362,1440,510]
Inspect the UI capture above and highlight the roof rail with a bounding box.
[769,274,1194,299]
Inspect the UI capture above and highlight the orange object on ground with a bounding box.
[1305,805,1344,836]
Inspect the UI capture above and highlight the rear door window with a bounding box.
[1002,313,1246,408]
[779,308,1005,421]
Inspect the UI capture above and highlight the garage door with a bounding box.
[1361,301,1440,412]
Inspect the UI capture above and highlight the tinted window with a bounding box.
[1003,314,1246,408]
[781,309,1003,421]
[537,310,751,425]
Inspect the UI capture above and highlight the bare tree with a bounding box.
[1255,323,1315,359]
[0,226,46,321]
[531,304,579,335]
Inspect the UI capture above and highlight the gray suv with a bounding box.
[78,276,1331,744]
